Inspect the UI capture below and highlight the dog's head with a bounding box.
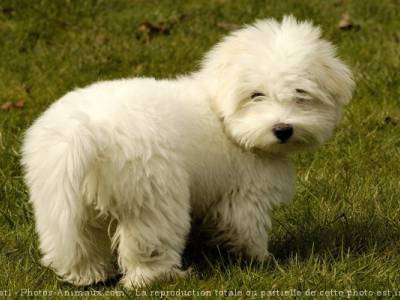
[199,16,354,154]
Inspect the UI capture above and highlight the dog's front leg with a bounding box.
[204,187,273,262]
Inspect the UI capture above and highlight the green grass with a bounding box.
[1,0,400,298]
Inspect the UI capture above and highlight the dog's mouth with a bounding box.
[252,136,318,155]
[277,140,289,145]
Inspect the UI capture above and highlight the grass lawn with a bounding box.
[1,0,399,298]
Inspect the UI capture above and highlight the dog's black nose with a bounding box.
[272,123,293,143]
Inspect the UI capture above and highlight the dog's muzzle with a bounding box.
[272,123,293,143]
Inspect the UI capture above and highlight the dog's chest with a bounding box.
[188,153,295,218]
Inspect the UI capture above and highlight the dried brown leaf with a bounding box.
[217,22,240,31]
[338,14,353,30]
[1,100,25,111]
[14,100,25,108]
[138,21,170,35]
[136,21,172,42]
[95,34,108,45]
[136,15,189,42]
[1,101,13,111]
[1,7,15,16]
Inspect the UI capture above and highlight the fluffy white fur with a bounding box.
[21,16,354,287]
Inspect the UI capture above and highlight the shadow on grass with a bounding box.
[269,216,399,262]
[56,216,398,289]
[182,215,400,276]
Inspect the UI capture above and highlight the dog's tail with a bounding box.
[21,109,97,270]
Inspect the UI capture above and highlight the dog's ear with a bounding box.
[322,57,355,106]
[199,38,244,119]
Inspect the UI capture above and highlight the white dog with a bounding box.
[21,16,354,287]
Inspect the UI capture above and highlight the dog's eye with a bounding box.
[295,89,311,104]
[295,89,307,94]
[251,92,265,101]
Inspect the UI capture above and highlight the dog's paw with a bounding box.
[254,251,271,263]
[59,263,116,286]
[245,248,270,263]
[121,265,190,288]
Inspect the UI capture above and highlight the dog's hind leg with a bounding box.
[59,209,116,286]
[113,163,191,288]
[22,117,115,286]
